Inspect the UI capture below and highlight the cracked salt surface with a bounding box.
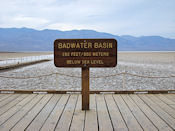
[0,55,174,90]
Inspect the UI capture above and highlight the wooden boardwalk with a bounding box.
[0,93,175,131]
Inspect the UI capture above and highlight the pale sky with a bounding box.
[0,0,175,38]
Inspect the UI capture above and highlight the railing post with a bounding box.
[56,73,59,89]
[122,72,126,89]
[123,66,127,90]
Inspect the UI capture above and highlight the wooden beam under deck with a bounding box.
[0,89,175,94]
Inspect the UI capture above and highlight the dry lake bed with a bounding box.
[0,51,175,91]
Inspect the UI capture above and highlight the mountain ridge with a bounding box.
[0,27,174,51]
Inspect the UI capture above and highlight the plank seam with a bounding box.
[0,94,38,127]
[160,94,175,104]
[68,94,79,131]
[121,95,145,131]
[138,95,175,131]
[128,95,159,130]
[112,94,129,131]
[83,110,86,131]
[39,94,63,130]
[95,94,100,131]
[150,95,175,119]
[0,94,21,108]
[9,94,45,130]
[53,94,71,130]
[0,94,29,117]
[24,94,54,130]
[104,94,115,131]
[165,95,175,102]
[0,94,13,102]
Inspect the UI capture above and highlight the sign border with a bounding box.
[54,38,117,68]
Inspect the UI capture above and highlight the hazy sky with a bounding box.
[0,0,175,38]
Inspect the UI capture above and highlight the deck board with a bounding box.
[0,94,28,116]
[0,94,37,126]
[40,94,69,131]
[105,94,128,131]
[26,94,61,131]
[0,94,5,99]
[121,95,158,131]
[0,94,13,102]
[113,95,143,131]
[54,94,78,131]
[139,94,175,130]
[0,93,174,131]
[149,94,175,119]
[130,94,173,131]
[0,94,43,131]
[11,94,53,131]
[158,94,175,109]
[70,95,85,131]
[0,94,20,108]
[84,94,98,131]
[96,94,113,131]
[165,94,175,102]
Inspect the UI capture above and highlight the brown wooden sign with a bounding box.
[54,39,117,67]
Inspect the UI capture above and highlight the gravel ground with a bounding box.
[0,52,175,90]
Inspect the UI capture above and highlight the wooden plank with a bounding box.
[40,94,69,131]
[164,94,175,108]
[165,94,175,102]
[130,94,173,131]
[0,94,12,102]
[0,94,5,99]
[84,94,98,131]
[26,94,61,131]
[10,94,52,131]
[70,95,85,131]
[121,94,158,130]
[0,94,36,126]
[96,94,113,131]
[54,94,78,131]
[158,94,175,104]
[82,67,89,110]
[0,94,20,108]
[113,95,143,131]
[149,94,175,119]
[0,94,43,131]
[0,94,174,131]
[138,94,175,130]
[148,90,168,94]
[0,94,28,116]
[115,91,134,94]
[104,94,128,131]
[156,94,175,109]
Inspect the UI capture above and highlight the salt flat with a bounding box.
[0,52,53,60]
[0,52,174,90]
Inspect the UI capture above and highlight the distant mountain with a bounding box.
[0,27,175,51]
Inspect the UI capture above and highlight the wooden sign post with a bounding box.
[82,67,89,110]
[54,39,117,110]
